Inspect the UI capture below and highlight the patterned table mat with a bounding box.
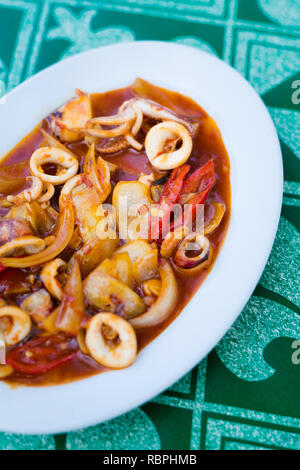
[0,0,299,451]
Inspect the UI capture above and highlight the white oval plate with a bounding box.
[0,41,282,435]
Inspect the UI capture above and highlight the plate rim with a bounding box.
[0,40,283,435]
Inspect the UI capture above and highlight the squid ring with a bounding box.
[145,121,192,170]
[7,176,43,205]
[40,258,67,300]
[131,103,144,136]
[30,147,79,185]
[37,182,55,204]
[60,175,82,197]
[125,133,143,151]
[119,101,143,136]
[119,102,143,150]
[83,121,131,139]
[77,328,89,355]
[96,137,129,154]
[88,106,135,127]
[133,98,195,132]
[0,306,31,346]
[85,313,137,368]
[120,98,195,133]
[0,235,46,257]
[160,225,190,258]
[173,232,211,269]
[83,108,135,142]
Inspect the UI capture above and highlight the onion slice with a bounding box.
[0,198,74,268]
[55,258,86,335]
[130,261,178,329]
[204,202,226,235]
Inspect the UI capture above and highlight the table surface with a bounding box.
[0,0,299,451]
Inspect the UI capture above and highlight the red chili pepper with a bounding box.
[6,332,78,375]
[180,160,215,199]
[158,164,190,206]
[151,164,190,240]
[173,186,211,231]
[172,161,216,231]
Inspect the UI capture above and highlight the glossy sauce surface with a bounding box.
[0,81,231,386]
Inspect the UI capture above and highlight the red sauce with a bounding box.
[0,80,231,386]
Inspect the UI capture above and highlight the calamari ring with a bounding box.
[85,103,141,152]
[173,232,211,269]
[37,182,55,204]
[7,176,43,205]
[60,174,82,197]
[85,313,137,368]
[124,98,195,133]
[0,306,31,346]
[96,137,129,154]
[131,103,144,136]
[88,106,135,127]
[30,147,79,185]
[82,122,131,139]
[119,101,143,136]
[160,225,190,258]
[0,235,46,257]
[145,121,192,170]
[40,258,66,300]
[118,101,143,150]
[77,328,89,355]
[125,133,143,151]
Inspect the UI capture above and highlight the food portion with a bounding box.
[0,79,230,386]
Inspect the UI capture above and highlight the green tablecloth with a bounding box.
[0,0,299,451]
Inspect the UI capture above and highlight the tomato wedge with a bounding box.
[6,332,78,375]
[151,164,190,239]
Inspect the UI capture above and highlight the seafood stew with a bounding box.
[0,78,230,386]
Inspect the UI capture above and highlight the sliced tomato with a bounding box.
[6,332,78,375]
[151,164,190,239]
